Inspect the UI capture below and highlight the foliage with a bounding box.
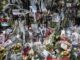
[50,22,57,28]
[51,31,60,46]
[46,44,54,51]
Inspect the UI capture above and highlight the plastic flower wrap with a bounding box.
[11,43,22,53]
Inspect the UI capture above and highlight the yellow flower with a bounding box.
[74,48,77,51]
[61,51,69,56]
[61,52,64,56]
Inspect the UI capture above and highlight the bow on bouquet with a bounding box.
[11,43,22,53]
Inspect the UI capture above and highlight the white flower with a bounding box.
[16,34,20,38]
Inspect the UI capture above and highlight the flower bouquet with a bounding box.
[11,43,22,54]
[0,46,7,60]
[22,48,34,60]
[55,49,70,60]
[55,40,71,60]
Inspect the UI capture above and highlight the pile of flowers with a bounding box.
[46,29,80,60]
[44,30,72,60]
